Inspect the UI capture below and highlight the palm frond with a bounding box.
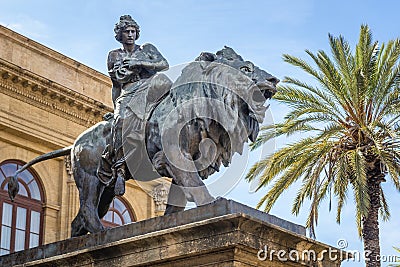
[329,33,355,90]
[283,76,341,113]
[373,39,400,110]
[380,188,390,221]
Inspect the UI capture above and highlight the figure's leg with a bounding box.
[112,115,127,196]
[97,114,126,196]
[97,144,114,185]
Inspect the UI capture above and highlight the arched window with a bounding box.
[101,197,135,228]
[0,160,44,255]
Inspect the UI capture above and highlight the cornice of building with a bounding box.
[0,25,110,87]
[0,57,113,127]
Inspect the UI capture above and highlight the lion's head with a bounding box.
[148,46,279,179]
[197,46,278,100]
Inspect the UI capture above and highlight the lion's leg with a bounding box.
[71,210,87,237]
[77,172,106,234]
[98,186,115,219]
[164,157,215,208]
[164,179,187,214]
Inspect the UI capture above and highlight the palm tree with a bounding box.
[246,25,400,267]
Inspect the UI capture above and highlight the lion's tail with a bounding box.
[8,146,73,201]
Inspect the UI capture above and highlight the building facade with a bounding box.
[0,25,169,255]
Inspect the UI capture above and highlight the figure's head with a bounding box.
[114,15,140,43]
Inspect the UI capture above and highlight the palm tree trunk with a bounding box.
[362,173,383,267]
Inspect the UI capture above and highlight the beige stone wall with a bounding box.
[0,25,164,245]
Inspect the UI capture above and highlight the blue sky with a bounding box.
[1,1,400,266]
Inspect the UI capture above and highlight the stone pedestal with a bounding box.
[0,198,345,266]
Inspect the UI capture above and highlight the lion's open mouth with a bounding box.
[256,80,277,99]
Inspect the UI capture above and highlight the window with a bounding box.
[101,197,135,228]
[0,160,44,255]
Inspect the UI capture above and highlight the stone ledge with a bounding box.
[0,198,345,267]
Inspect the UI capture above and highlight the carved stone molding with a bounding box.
[151,183,170,215]
[0,58,113,127]
[64,155,73,181]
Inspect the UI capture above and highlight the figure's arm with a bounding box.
[107,50,125,104]
[125,43,169,72]
[107,50,120,80]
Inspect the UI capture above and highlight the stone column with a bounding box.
[64,155,79,238]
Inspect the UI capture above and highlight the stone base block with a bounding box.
[0,198,345,266]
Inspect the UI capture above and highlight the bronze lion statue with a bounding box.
[8,46,278,236]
